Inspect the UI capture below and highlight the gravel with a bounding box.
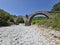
[0,24,60,45]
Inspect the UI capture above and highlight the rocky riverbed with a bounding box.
[0,24,60,45]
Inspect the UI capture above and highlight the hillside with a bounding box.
[0,9,17,26]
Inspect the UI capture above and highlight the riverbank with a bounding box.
[0,24,60,45]
[32,24,60,44]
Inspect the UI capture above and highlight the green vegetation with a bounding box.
[0,9,16,26]
[0,9,24,26]
[32,13,60,30]
[32,17,47,25]
[52,2,60,11]
[44,13,60,29]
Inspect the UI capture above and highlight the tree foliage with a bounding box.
[52,2,60,11]
[0,9,16,26]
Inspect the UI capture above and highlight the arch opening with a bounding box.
[16,17,24,25]
[28,13,49,26]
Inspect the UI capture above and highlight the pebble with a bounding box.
[0,24,60,45]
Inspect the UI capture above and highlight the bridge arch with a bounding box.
[26,11,50,26]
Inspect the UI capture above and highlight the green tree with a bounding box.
[0,9,16,26]
[52,2,60,11]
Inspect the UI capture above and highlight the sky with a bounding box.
[0,0,60,16]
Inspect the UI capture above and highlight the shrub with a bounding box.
[32,13,60,30]
[32,17,47,25]
[0,9,17,26]
[43,13,60,29]
[32,21,36,24]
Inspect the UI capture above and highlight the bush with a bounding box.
[0,9,17,26]
[32,13,60,30]
[32,21,36,24]
[43,13,60,29]
[7,20,14,26]
[51,2,60,11]
[32,17,47,25]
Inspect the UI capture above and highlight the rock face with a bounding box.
[0,24,60,45]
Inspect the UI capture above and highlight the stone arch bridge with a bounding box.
[12,11,60,26]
